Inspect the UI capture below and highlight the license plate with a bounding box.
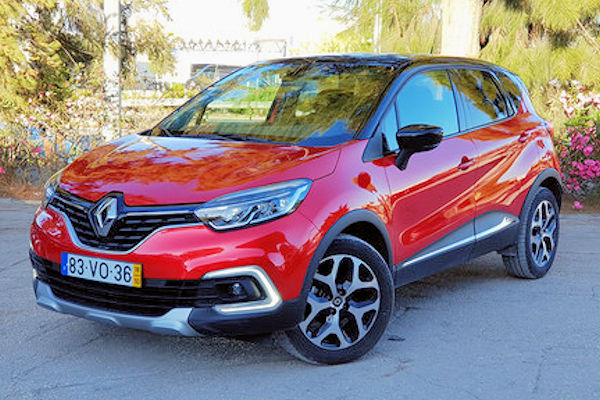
[61,253,142,288]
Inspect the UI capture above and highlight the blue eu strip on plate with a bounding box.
[61,252,68,275]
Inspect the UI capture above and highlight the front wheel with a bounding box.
[503,187,560,279]
[277,234,394,364]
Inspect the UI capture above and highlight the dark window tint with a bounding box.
[396,70,458,136]
[497,71,522,113]
[452,69,508,129]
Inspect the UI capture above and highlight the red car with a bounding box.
[30,55,562,364]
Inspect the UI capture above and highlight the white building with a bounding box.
[139,38,288,86]
[135,0,345,86]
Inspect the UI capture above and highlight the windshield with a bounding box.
[151,60,397,146]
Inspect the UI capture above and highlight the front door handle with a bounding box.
[458,156,474,170]
[518,131,530,143]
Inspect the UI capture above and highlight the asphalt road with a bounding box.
[1,198,599,400]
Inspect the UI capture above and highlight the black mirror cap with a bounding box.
[396,124,443,152]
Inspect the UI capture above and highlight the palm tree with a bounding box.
[440,0,482,57]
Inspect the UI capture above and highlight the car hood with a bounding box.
[59,134,340,205]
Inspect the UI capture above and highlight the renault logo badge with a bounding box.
[90,197,118,237]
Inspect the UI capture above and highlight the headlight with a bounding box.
[41,170,63,209]
[195,179,312,231]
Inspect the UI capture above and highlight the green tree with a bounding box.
[241,0,270,31]
[323,0,600,126]
[329,0,441,53]
[479,0,600,123]
[0,0,177,117]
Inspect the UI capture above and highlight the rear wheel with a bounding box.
[503,187,560,279]
[277,234,394,364]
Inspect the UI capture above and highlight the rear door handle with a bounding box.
[458,156,474,170]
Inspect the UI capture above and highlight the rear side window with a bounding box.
[452,69,508,129]
[496,71,522,113]
[395,70,459,136]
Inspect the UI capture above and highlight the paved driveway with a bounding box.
[1,198,599,400]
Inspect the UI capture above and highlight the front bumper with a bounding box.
[34,279,303,336]
[34,279,200,336]
[30,190,319,336]
[31,252,304,336]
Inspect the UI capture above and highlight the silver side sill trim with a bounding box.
[35,281,201,336]
[401,215,518,268]
[475,215,518,241]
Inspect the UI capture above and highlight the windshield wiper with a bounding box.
[159,126,174,136]
[218,133,276,143]
[188,132,276,143]
[147,125,176,137]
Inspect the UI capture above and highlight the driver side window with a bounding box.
[395,70,459,137]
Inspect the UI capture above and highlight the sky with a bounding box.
[164,0,346,51]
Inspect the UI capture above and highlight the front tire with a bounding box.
[278,234,394,364]
[503,187,560,279]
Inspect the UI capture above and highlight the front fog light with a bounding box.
[230,282,244,296]
[204,266,282,314]
[214,277,263,302]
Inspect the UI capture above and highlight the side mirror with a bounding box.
[395,124,443,170]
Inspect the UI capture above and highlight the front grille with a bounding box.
[31,253,246,316]
[49,189,199,252]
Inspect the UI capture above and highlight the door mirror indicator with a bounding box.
[395,124,443,170]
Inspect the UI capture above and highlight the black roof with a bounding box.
[262,53,501,71]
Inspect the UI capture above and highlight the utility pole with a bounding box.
[103,0,121,140]
[373,0,383,54]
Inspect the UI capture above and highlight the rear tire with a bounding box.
[277,234,394,364]
[503,187,559,279]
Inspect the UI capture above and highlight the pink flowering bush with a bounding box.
[556,123,600,195]
[0,87,109,185]
[0,138,45,182]
[558,87,600,119]
[555,86,600,208]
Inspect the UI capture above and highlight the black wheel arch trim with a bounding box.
[293,209,393,322]
[522,169,562,218]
